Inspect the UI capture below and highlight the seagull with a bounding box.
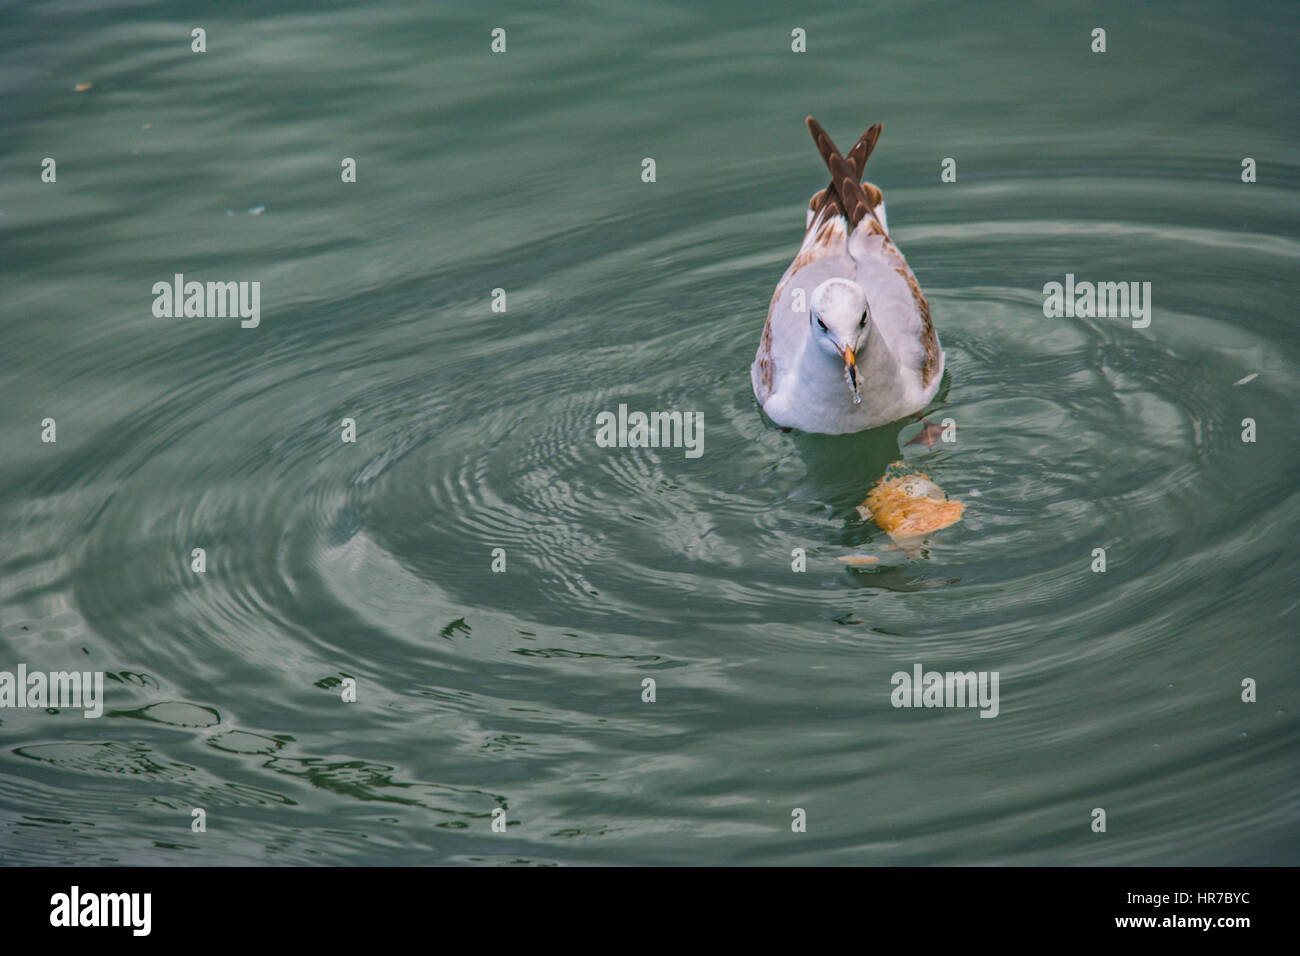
[751,118,945,434]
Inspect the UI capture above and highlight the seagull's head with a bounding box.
[809,278,871,403]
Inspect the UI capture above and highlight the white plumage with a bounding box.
[752,119,944,434]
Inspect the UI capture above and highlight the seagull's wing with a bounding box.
[753,205,856,402]
[806,120,882,225]
[848,219,942,390]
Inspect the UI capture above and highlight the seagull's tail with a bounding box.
[805,118,886,233]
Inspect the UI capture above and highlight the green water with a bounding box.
[1,0,1297,865]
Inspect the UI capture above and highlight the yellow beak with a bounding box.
[843,346,856,369]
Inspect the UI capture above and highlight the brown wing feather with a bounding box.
[806,119,885,230]
[805,117,848,219]
[845,124,882,179]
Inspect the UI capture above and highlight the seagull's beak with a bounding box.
[841,345,861,404]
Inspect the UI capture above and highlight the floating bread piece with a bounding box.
[857,461,964,541]
[837,554,880,566]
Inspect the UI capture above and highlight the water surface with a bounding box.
[1,0,1297,865]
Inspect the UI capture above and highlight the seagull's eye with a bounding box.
[816,316,827,331]
[859,311,867,327]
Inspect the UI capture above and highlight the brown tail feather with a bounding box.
[805,118,884,230]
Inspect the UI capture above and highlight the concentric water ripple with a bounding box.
[2,0,1298,865]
